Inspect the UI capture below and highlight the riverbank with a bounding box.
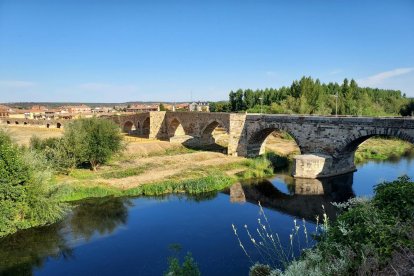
[355,137,414,163]
[53,155,276,202]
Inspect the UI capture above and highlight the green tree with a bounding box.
[64,118,124,171]
[0,130,65,237]
[400,99,414,116]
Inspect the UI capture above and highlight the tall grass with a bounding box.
[233,202,323,274]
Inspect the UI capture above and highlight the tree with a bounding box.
[64,118,124,171]
[0,130,64,237]
[159,103,167,111]
[400,99,414,116]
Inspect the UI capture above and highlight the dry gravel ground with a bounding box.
[105,151,243,189]
[0,125,63,146]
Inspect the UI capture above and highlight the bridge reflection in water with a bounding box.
[226,172,355,221]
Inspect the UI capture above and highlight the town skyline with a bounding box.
[1,0,414,102]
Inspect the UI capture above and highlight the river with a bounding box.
[1,156,413,275]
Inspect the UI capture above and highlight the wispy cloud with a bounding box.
[328,69,342,75]
[0,80,37,89]
[79,83,139,94]
[358,67,414,87]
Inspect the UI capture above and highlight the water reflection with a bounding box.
[69,197,132,241]
[227,173,355,221]
[0,197,131,275]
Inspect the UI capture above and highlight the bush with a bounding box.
[0,130,65,237]
[373,175,414,220]
[64,118,124,171]
[30,136,77,173]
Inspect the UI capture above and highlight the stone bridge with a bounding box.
[109,112,414,178]
[1,118,65,129]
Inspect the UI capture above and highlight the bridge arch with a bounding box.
[141,117,150,136]
[200,120,229,151]
[335,130,414,161]
[168,118,186,138]
[247,127,302,157]
[122,121,136,133]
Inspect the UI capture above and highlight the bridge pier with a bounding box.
[293,153,356,178]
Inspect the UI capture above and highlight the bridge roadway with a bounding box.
[4,112,413,179]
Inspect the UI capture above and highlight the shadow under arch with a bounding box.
[247,127,302,157]
[199,120,229,153]
[168,118,187,138]
[122,121,135,133]
[141,117,150,137]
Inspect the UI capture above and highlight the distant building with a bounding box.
[91,106,115,114]
[0,105,11,117]
[174,103,190,111]
[126,104,160,112]
[189,101,209,112]
[60,104,91,114]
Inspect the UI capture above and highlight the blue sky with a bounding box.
[0,0,413,103]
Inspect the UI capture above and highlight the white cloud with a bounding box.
[79,83,139,94]
[358,67,414,87]
[328,69,343,75]
[0,80,37,89]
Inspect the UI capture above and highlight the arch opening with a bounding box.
[168,118,186,138]
[248,128,301,157]
[24,122,27,125]
[15,121,19,125]
[57,122,61,129]
[342,134,414,165]
[141,117,150,137]
[122,121,136,134]
[46,123,50,128]
[200,121,229,153]
[6,121,10,124]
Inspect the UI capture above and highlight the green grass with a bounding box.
[55,155,281,202]
[100,165,150,179]
[56,172,235,202]
[355,138,414,163]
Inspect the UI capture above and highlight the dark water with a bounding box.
[1,157,413,276]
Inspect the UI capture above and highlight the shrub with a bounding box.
[64,118,124,171]
[373,175,414,220]
[30,136,77,173]
[0,130,65,237]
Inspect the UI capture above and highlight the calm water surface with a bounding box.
[1,157,413,275]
